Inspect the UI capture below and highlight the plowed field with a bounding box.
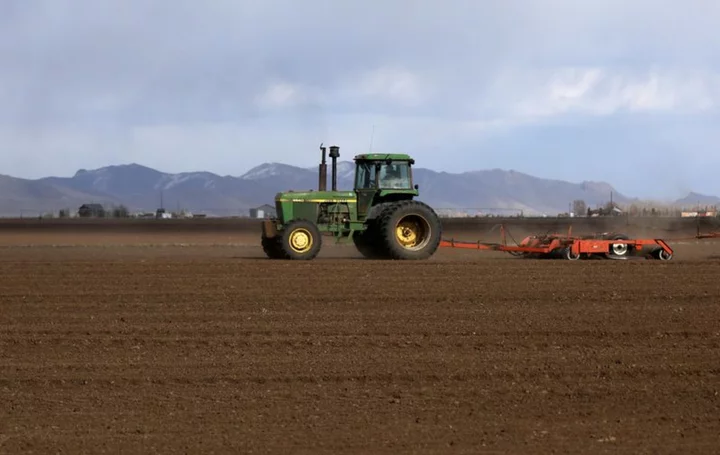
[1,226,720,453]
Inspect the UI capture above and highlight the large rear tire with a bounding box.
[279,219,322,260]
[352,221,389,259]
[353,201,397,259]
[376,201,442,260]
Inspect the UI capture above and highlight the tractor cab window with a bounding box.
[355,162,377,189]
[378,162,411,189]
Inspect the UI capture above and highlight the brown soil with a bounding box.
[1,226,720,453]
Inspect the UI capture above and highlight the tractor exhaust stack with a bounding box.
[329,145,340,191]
[318,144,327,191]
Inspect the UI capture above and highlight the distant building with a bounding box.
[249,204,276,219]
[587,202,623,217]
[682,211,717,218]
[155,208,172,219]
[78,203,106,218]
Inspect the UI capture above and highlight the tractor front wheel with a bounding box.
[280,219,322,260]
[262,235,287,259]
[377,201,442,260]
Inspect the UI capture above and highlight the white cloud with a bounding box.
[473,67,720,124]
[255,82,312,109]
[253,67,426,111]
[353,67,425,106]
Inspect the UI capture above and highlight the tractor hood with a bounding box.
[275,190,357,203]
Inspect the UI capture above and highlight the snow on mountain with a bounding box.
[302,161,356,181]
[240,163,306,180]
[241,161,355,182]
[157,172,217,191]
[335,161,356,180]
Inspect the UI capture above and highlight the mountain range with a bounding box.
[0,161,718,217]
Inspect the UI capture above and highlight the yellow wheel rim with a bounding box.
[395,216,430,249]
[289,228,313,253]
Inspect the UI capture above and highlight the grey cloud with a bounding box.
[1,0,720,196]
[4,0,718,124]
[0,1,543,124]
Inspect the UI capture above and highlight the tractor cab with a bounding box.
[353,154,418,220]
[355,158,414,190]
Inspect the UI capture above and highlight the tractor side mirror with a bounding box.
[414,184,419,190]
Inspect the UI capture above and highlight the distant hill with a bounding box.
[673,192,720,208]
[240,162,632,215]
[0,173,118,217]
[0,161,715,217]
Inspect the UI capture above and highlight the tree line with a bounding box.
[572,199,719,217]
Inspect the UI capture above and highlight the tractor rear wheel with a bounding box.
[279,219,322,260]
[376,201,442,260]
[353,222,388,259]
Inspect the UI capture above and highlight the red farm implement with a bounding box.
[439,225,720,261]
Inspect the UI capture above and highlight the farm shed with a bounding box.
[249,204,276,219]
[78,203,106,218]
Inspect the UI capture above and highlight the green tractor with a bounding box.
[260,144,442,260]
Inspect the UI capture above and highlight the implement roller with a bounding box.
[439,225,720,261]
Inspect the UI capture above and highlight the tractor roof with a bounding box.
[353,153,413,161]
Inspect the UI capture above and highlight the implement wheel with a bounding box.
[563,247,581,261]
[607,234,631,258]
[280,219,322,260]
[654,248,673,261]
[377,201,442,260]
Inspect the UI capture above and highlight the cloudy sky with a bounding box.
[1,0,719,199]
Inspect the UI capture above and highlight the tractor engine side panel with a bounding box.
[292,203,320,223]
[274,200,318,224]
